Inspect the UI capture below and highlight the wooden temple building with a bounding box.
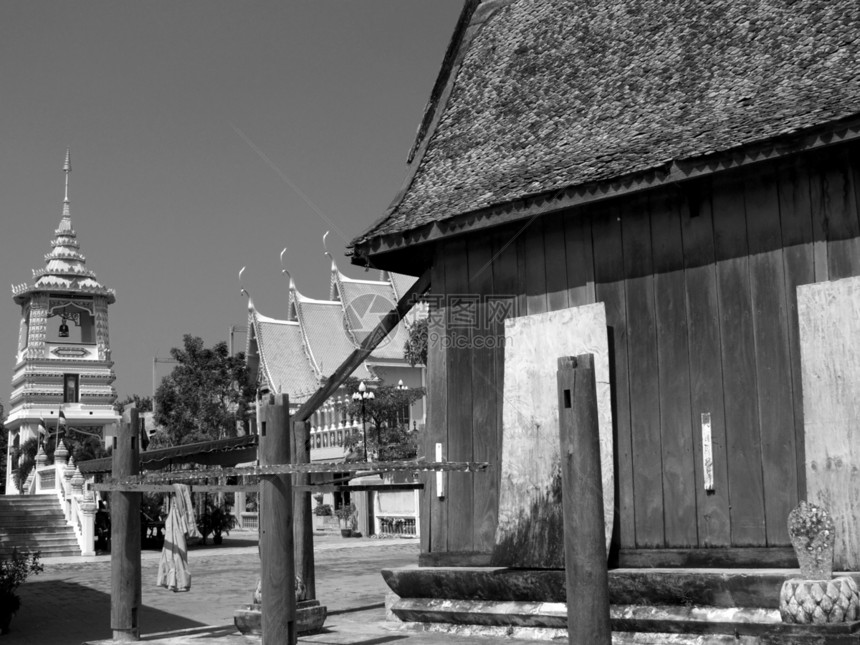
[347,0,860,638]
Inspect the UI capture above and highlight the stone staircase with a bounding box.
[0,494,80,558]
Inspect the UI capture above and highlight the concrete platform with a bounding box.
[382,567,860,644]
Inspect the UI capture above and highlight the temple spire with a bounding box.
[62,148,71,218]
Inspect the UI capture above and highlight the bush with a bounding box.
[196,498,237,544]
[313,504,333,517]
[0,549,43,632]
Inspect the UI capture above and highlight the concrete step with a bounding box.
[0,502,65,510]
[0,494,80,558]
[0,534,79,546]
[0,546,79,558]
[2,525,74,535]
[389,598,860,644]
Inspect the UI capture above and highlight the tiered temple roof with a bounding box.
[245,257,419,403]
[12,150,115,304]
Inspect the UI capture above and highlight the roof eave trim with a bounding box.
[350,115,860,264]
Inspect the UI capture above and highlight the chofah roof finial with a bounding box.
[280,247,296,292]
[323,230,337,273]
[239,266,255,313]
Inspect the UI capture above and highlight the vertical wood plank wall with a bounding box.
[424,146,860,557]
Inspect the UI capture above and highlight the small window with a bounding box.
[63,374,79,403]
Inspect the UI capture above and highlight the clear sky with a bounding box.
[0,1,463,404]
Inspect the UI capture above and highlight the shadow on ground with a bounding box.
[10,580,204,645]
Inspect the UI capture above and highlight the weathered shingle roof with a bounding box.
[352,0,860,248]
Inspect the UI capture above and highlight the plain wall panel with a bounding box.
[525,219,548,315]
[468,237,498,552]
[593,206,635,551]
[822,152,860,280]
[445,238,474,552]
[544,213,569,312]
[680,188,732,546]
[565,213,596,308]
[651,194,698,547]
[622,201,665,548]
[712,175,767,547]
[426,255,449,554]
[745,169,797,546]
[777,157,815,503]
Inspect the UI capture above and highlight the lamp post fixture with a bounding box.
[392,380,409,457]
[352,381,374,461]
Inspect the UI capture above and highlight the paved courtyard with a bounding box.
[6,531,560,645]
[4,532,419,644]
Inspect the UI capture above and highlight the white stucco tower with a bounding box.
[4,151,119,494]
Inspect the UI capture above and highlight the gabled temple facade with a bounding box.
[5,151,119,494]
[244,256,425,462]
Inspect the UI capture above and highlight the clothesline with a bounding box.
[96,459,488,489]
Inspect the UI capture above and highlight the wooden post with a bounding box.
[557,355,611,644]
[259,394,296,645]
[111,406,142,641]
[291,419,315,600]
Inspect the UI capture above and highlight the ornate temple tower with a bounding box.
[4,151,119,494]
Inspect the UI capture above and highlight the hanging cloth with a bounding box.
[156,483,201,592]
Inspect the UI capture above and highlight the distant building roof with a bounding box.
[245,262,420,400]
[350,0,860,253]
[249,313,319,402]
[292,291,374,381]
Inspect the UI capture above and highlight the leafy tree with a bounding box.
[11,438,37,493]
[403,317,428,367]
[154,335,252,447]
[113,395,153,415]
[341,379,425,461]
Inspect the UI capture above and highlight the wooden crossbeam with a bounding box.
[98,459,487,488]
[93,481,426,493]
[92,483,261,493]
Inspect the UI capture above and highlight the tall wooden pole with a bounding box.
[291,419,315,600]
[259,394,296,644]
[557,355,611,644]
[111,406,142,641]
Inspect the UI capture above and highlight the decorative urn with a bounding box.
[779,502,860,624]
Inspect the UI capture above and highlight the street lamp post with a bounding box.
[394,379,409,454]
[352,381,374,460]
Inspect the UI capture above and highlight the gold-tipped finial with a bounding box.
[62,148,72,216]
